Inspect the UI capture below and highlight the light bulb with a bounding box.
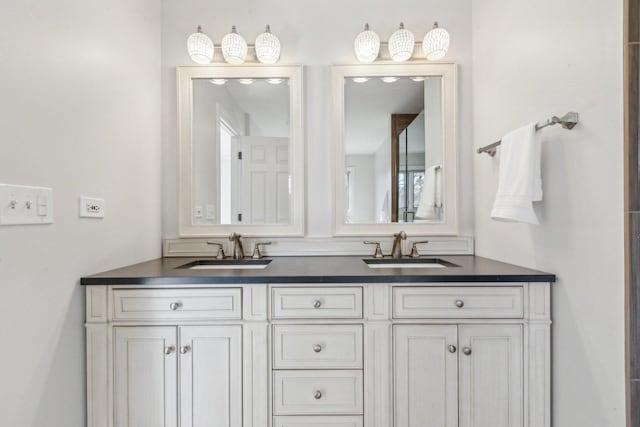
[187,25,214,64]
[267,78,285,84]
[221,25,248,64]
[352,77,370,83]
[354,23,380,63]
[238,78,254,85]
[255,25,281,64]
[422,21,450,60]
[388,22,415,62]
[410,76,426,82]
[210,79,227,85]
[381,76,399,83]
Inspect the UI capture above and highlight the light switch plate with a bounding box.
[0,184,53,225]
[79,196,105,218]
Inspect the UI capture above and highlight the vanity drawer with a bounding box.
[273,416,363,427]
[112,288,242,321]
[393,286,523,319]
[273,370,363,415]
[273,325,363,369]
[271,287,362,319]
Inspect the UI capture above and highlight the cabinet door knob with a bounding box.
[313,390,322,400]
[455,299,464,308]
[448,345,457,353]
[180,345,191,354]
[169,302,182,311]
[164,346,175,355]
[462,347,472,356]
[313,344,322,353]
[313,299,322,309]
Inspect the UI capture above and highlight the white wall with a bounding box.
[0,1,162,426]
[471,1,625,425]
[346,154,376,223]
[161,0,473,238]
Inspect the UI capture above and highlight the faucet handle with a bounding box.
[364,241,384,258]
[252,241,272,259]
[207,242,224,259]
[206,242,226,259]
[229,232,241,241]
[409,241,430,258]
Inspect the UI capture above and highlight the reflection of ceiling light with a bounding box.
[410,76,426,82]
[238,78,254,85]
[423,21,450,60]
[267,78,284,84]
[187,25,214,64]
[352,77,369,83]
[221,25,248,64]
[210,79,227,85]
[381,76,399,83]
[388,22,415,62]
[354,23,380,63]
[255,25,281,64]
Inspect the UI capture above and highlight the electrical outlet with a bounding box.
[194,205,204,218]
[80,196,105,218]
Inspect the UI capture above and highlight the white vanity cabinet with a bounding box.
[85,281,550,427]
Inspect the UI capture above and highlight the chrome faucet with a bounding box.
[229,232,245,259]
[391,231,407,258]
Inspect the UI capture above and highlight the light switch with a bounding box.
[205,204,216,220]
[0,184,53,225]
[194,205,203,218]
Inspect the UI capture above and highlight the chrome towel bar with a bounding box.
[477,111,579,157]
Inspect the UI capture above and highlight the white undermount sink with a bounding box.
[363,258,459,269]
[176,259,272,270]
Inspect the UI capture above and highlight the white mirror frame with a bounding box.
[332,63,458,236]
[177,65,304,237]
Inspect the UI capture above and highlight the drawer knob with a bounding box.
[313,390,322,400]
[448,345,457,353]
[180,345,191,354]
[462,347,472,356]
[455,299,464,308]
[313,344,322,353]
[164,346,175,355]
[169,302,182,311]
[313,299,322,309]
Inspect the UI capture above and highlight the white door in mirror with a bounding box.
[79,196,105,218]
[0,184,53,225]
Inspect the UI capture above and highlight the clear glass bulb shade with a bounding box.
[255,26,281,64]
[422,23,450,60]
[388,23,414,62]
[187,26,214,64]
[221,26,248,65]
[354,24,380,63]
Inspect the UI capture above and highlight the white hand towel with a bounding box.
[415,165,443,220]
[491,123,542,224]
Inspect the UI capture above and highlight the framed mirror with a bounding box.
[332,63,457,236]
[177,65,304,237]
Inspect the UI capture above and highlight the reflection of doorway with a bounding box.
[219,118,240,224]
[391,113,418,222]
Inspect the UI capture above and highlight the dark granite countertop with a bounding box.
[80,255,555,285]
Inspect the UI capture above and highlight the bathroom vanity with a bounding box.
[82,255,553,427]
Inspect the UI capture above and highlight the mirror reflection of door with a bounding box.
[191,78,290,226]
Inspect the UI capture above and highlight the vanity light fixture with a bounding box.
[352,77,370,83]
[255,25,281,64]
[409,76,426,82]
[354,23,380,63]
[422,21,450,60]
[187,25,214,64]
[238,78,255,85]
[267,78,285,84]
[221,25,248,64]
[209,79,227,85]
[380,76,399,83]
[388,22,415,62]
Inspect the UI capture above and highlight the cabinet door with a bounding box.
[179,325,242,427]
[114,327,178,427]
[459,325,523,427]
[394,325,458,427]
